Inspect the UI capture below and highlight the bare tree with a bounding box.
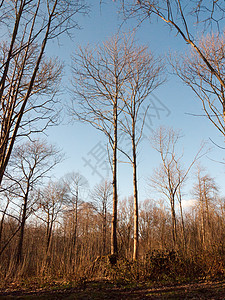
[176,185,187,251]
[0,0,88,185]
[38,180,67,254]
[192,165,218,248]
[117,196,134,259]
[63,172,88,261]
[150,127,205,248]
[171,32,225,136]
[91,180,112,256]
[122,0,225,136]
[118,41,165,260]
[3,139,63,264]
[71,33,135,256]
[139,199,169,252]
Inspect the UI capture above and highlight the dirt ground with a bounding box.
[0,279,225,299]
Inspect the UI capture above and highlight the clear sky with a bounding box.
[45,1,225,205]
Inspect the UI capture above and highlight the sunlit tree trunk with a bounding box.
[111,99,118,256]
[132,120,138,260]
[170,198,177,249]
[179,200,186,251]
[177,189,187,251]
[102,203,107,256]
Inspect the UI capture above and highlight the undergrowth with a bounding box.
[0,249,224,290]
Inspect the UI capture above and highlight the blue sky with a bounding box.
[45,1,225,204]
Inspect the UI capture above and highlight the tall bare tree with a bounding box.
[3,139,63,264]
[91,180,112,256]
[71,33,135,256]
[38,180,67,254]
[0,0,87,185]
[118,41,164,260]
[150,127,205,248]
[192,165,218,248]
[63,172,88,261]
[171,32,225,136]
[122,0,225,136]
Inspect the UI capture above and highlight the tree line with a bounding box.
[0,0,225,283]
[0,161,224,281]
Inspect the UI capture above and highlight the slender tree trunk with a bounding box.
[0,199,9,245]
[42,212,53,273]
[170,199,177,249]
[200,197,206,247]
[46,212,50,252]
[0,0,54,185]
[70,195,78,264]
[111,100,118,256]
[16,193,28,265]
[204,189,210,230]
[204,195,211,246]
[72,200,78,247]
[0,226,21,257]
[132,122,138,261]
[0,1,24,185]
[102,205,107,256]
[179,200,186,252]
[46,219,53,254]
[160,206,166,250]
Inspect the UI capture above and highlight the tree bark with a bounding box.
[102,204,107,256]
[0,200,9,245]
[111,99,118,256]
[132,120,138,261]
[16,191,28,265]
[179,200,187,252]
[70,190,78,263]
[171,199,177,249]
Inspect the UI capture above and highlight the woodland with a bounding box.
[0,1,225,299]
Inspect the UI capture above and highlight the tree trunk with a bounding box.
[132,125,138,261]
[73,196,78,247]
[46,212,50,252]
[111,100,118,256]
[179,200,187,252]
[0,0,55,185]
[46,218,53,254]
[200,196,206,247]
[171,200,177,249]
[102,204,107,256]
[16,193,28,265]
[70,194,78,263]
[0,199,9,245]
[0,1,25,185]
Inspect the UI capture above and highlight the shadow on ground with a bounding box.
[0,279,225,299]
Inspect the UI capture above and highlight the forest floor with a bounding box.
[0,279,225,299]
